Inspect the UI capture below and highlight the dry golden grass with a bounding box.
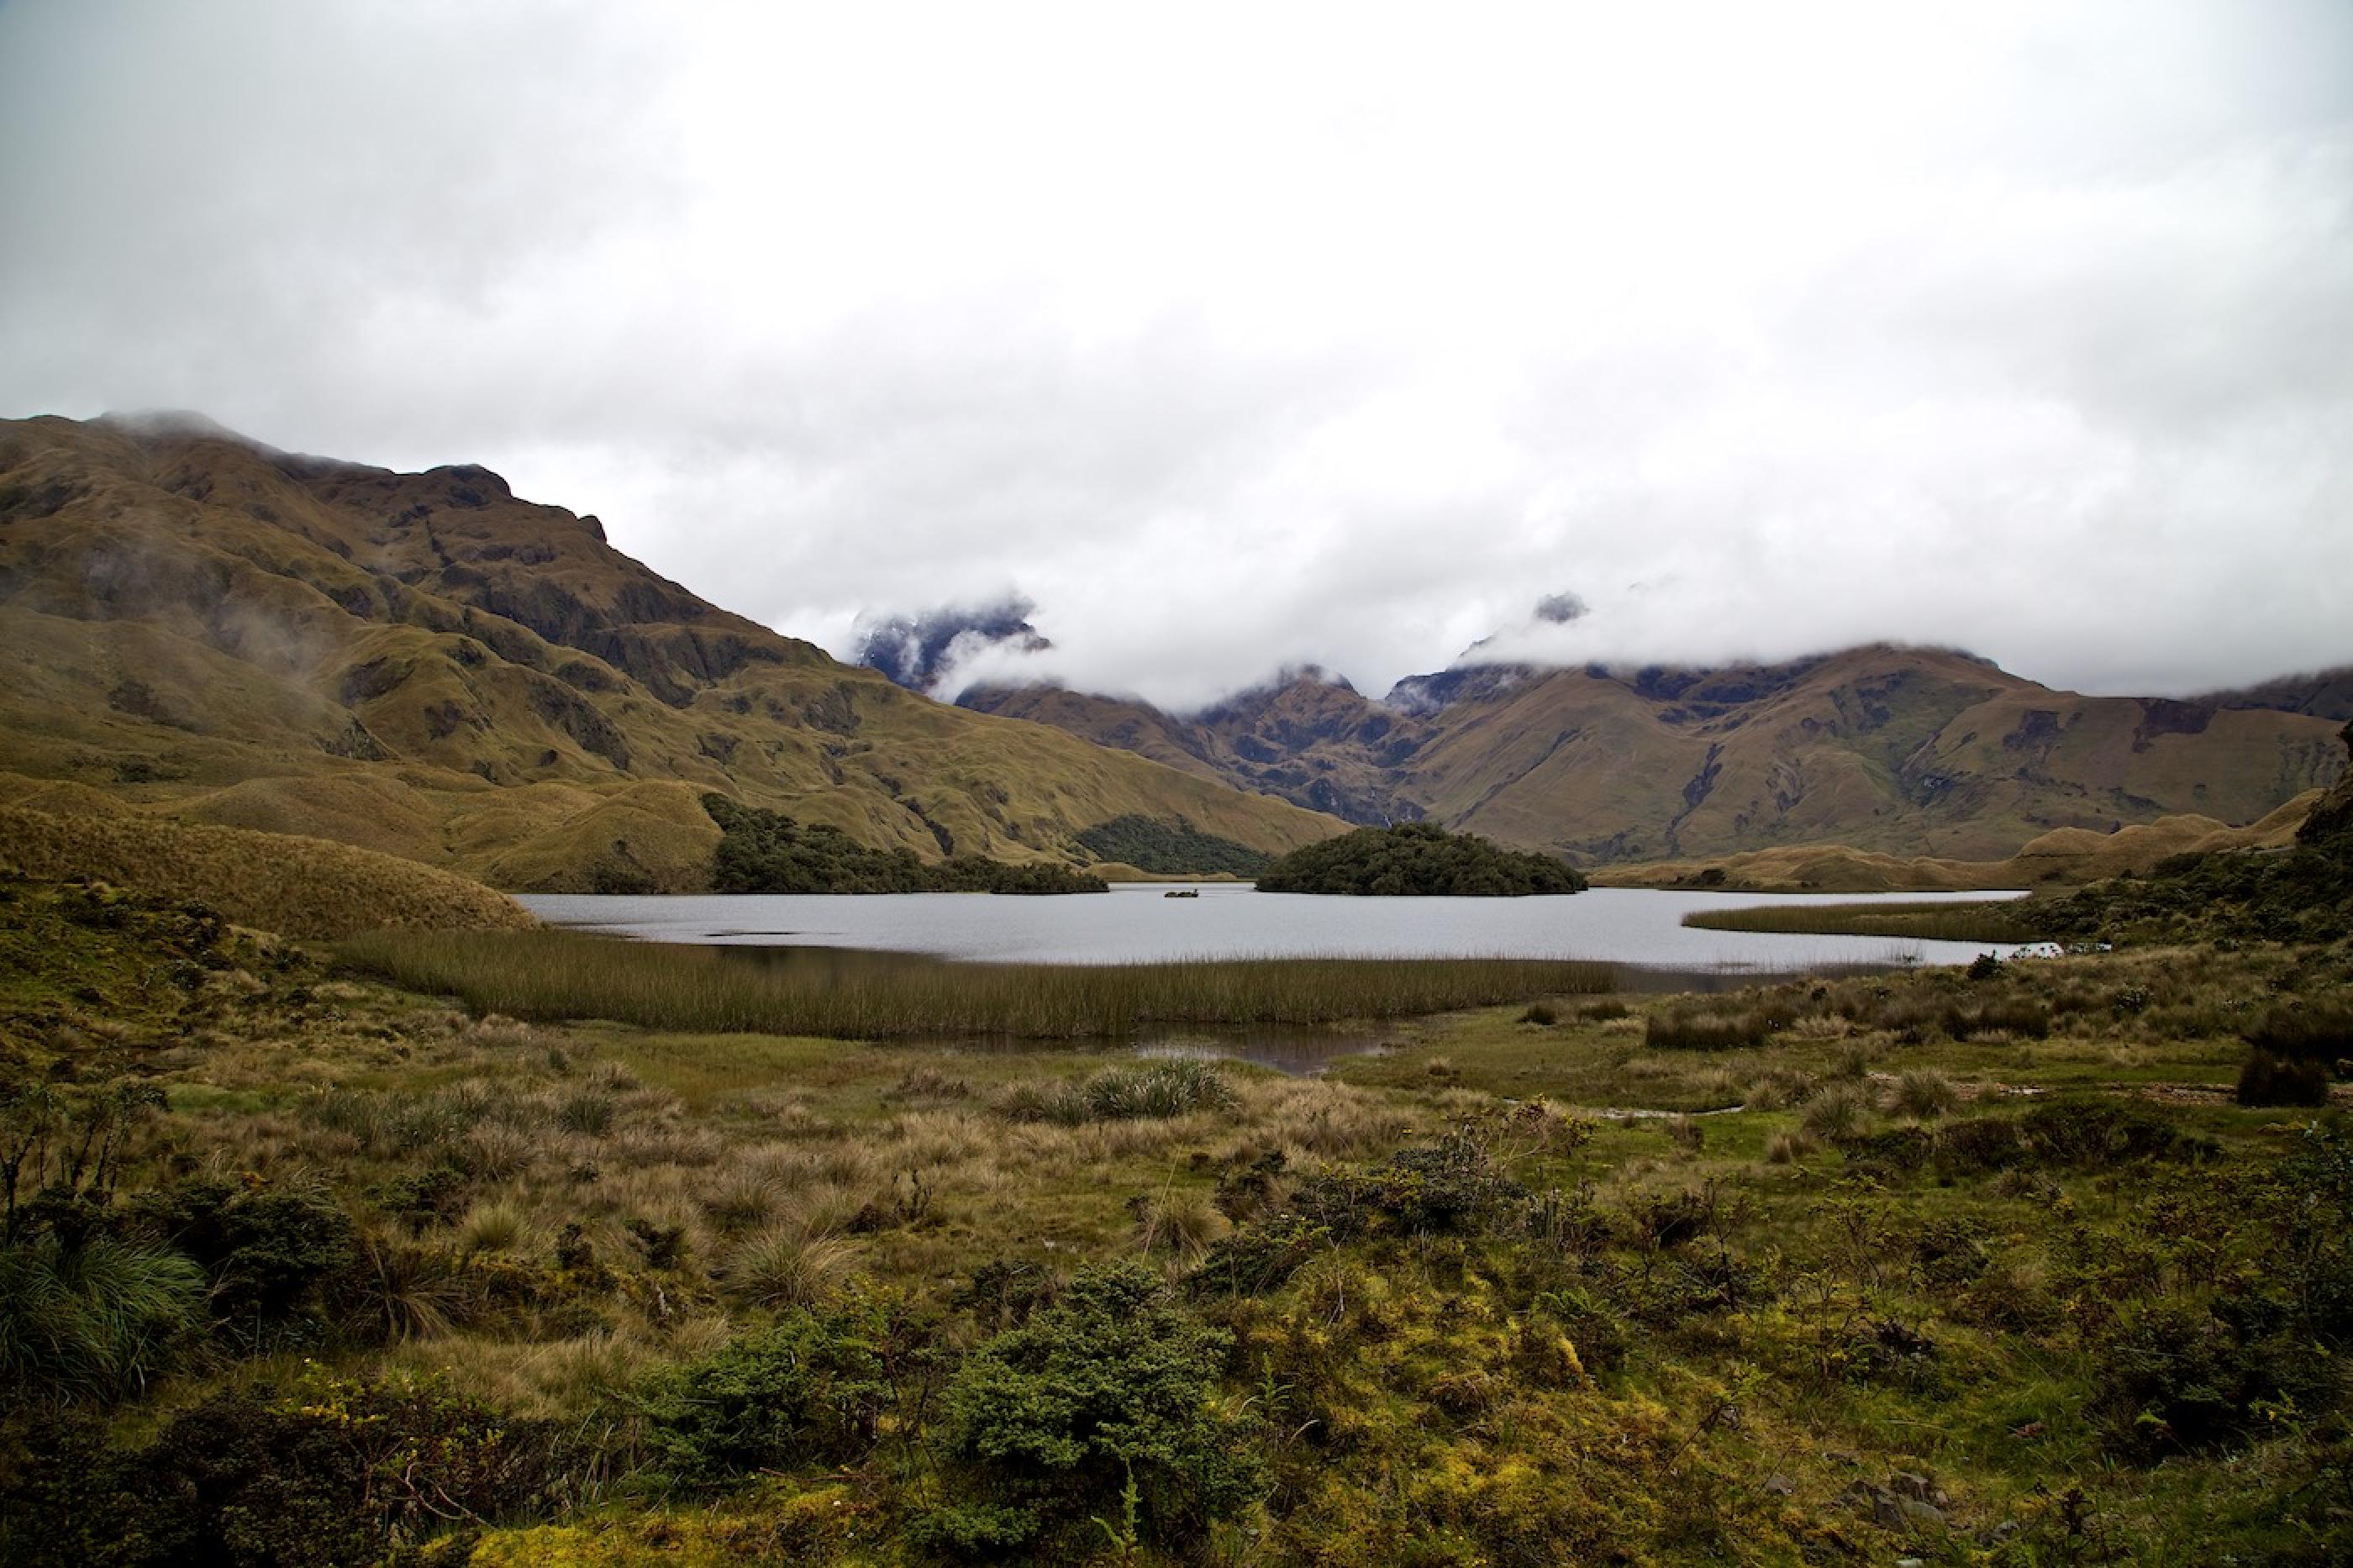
[0,803,534,937]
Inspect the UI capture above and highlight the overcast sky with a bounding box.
[3,1,2347,709]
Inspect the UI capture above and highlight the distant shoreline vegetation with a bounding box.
[1071,815,1271,877]
[703,795,1107,895]
[1255,822,1588,897]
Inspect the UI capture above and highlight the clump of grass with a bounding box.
[0,1237,207,1404]
[1763,1129,1819,1165]
[1681,900,2041,943]
[1135,1190,1231,1257]
[1518,1003,1559,1027]
[720,1229,855,1309]
[1892,1070,1961,1120]
[1800,1082,1874,1143]
[337,929,1614,1041]
[998,1061,1234,1125]
[1664,1115,1705,1151]
[456,1198,534,1255]
[456,1123,536,1183]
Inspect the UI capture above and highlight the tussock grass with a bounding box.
[1680,898,2041,943]
[338,929,1614,1040]
[0,804,533,939]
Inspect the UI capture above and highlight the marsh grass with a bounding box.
[338,929,1614,1040]
[1681,899,2041,943]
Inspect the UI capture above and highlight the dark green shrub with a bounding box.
[640,1301,895,1486]
[2238,1051,2330,1108]
[1183,1214,1327,1298]
[2245,1001,2353,1066]
[928,1263,1263,1556]
[1291,1127,1524,1239]
[126,1180,356,1324]
[0,1372,569,1566]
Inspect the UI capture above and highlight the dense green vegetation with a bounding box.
[705,794,1108,895]
[1681,897,2043,943]
[8,870,2353,1564]
[337,926,1613,1040]
[1071,814,1271,876]
[1256,820,1588,896]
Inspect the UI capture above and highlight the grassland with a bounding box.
[1681,898,2045,943]
[337,927,1614,1039]
[4,873,2350,1565]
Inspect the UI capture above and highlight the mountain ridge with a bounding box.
[0,414,1344,890]
[962,643,2347,866]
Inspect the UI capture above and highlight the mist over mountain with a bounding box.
[853,595,1051,695]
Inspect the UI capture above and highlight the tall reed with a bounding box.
[336,929,1614,1040]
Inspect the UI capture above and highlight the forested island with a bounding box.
[705,796,1108,894]
[1255,821,1588,895]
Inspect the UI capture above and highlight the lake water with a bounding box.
[518,883,2021,973]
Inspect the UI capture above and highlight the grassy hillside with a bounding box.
[0,416,1341,888]
[1604,792,2322,892]
[973,646,2345,868]
[0,803,534,936]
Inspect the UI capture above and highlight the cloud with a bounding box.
[2,0,2347,709]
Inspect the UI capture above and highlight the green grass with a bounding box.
[334,928,1614,1040]
[1681,898,2043,942]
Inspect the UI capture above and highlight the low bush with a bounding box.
[640,1302,896,1486]
[926,1263,1263,1556]
[2245,1000,2353,1066]
[2237,1052,2329,1108]
[0,1371,571,1566]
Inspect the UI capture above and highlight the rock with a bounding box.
[1898,1558,1926,1568]
[1836,1481,1908,1531]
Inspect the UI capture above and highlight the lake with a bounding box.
[518,883,2021,972]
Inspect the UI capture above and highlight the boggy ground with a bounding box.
[3,875,2350,1565]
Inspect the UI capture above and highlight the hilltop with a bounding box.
[0,415,1340,890]
[966,645,2346,868]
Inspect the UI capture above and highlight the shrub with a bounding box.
[1291,1127,1524,1239]
[928,1262,1264,1555]
[1,1371,571,1565]
[0,1236,205,1406]
[2237,1051,2329,1108]
[2245,1001,2353,1066]
[640,1302,895,1486]
[126,1180,356,1325]
[1518,1002,1560,1026]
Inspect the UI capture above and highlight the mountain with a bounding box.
[963,645,2347,866]
[0,414,1341,890]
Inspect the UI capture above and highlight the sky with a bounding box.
[2,0,2348,711]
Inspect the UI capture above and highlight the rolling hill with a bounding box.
[964,645,2347,867]
[0,414,1342,891]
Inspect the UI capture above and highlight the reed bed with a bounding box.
[335,928,1614,1040]
[1679,899,2040,943]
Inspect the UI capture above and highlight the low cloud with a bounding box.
[2,2,2346,710]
